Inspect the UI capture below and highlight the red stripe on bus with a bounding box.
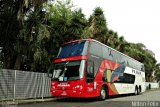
[54,56,88,63]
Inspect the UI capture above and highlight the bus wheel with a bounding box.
[134,87,139,95]
[138,86,141,94]
[99,86,107,100]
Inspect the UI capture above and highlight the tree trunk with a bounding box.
[6,57,11,69]
[4,54,15,69]
[14,54,22,70]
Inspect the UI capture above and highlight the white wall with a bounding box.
[145,82,160,89]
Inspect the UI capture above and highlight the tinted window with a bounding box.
[102,46,112,60]
[86,61,94,83]
[90,41,102,57]
[114,73,135,84]
[118,54,122,64]
[127,59,142,71]
[94,60,100,76]
[112,51,116,62]
[108,49,114,60]
[102,70,107,82]
[141,65,145,71]
[112,50,122,63]
[128,59,131,67]
[58,41,88,58]
[134,61,136,69]
[124,73,135,84]
[120,55,127,65]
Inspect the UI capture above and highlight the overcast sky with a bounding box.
[72,0,160,63]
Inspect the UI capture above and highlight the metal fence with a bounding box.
[0,69,51,101]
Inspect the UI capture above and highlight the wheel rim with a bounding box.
[135,88,138,95]
[101,89,106,99]
[135,89,137,94]
[139,88,141,93]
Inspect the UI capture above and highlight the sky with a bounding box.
[72,0,160,63]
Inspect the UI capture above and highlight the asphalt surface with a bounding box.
[1,89,160,107]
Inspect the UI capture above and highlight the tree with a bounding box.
[117,36,126,52]
[0,0,20,69]
[46,0,87,55]
[154,63,160,82]
[16,0,88,72]
[1,0,160,80]
[123,42,158,82]
[69,9,87,40]
[0,0,50,70]
[16,11,51,71]
[88,7,108,42]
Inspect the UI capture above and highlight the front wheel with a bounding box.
[99,86,107,100]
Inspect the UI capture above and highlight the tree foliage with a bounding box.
[88,7,160,82]
[88,7,108,42]
[0,0,160,81]
[0,0,20,69]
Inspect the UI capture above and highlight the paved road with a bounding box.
[5,89,160,107]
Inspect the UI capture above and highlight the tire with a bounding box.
[99,86,107,100]
[139,86,141,94]
[134,87,139,95]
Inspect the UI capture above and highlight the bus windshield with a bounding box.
[52,60,85,81]
[57,41,89,58]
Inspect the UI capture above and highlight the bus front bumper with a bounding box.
[50,89,87,98]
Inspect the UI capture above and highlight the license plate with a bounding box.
[61,91,67,95]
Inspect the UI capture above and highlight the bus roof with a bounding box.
[63,39,144,65]
[63,39,92,45]
[92,39,144,66]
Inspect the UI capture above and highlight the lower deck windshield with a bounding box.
[52,60,85,81]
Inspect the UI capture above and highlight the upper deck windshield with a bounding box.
[57,41,89,58]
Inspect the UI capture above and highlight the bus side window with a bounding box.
[109,50,113,58]
[90,41,102,57]
[141,65,144,71]
[86,61,94,83]
[102,70,108,82]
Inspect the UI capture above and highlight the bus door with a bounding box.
[86,61,98,97]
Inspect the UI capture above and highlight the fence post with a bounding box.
[42,73,45,100]
[13,70,17,101]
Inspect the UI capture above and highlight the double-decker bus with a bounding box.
[49,39,145,100]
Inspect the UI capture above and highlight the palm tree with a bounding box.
[117,36,126,52]
[17,0,49,27]
[0,0,51,70]
[21,0,87,72]
[154,63,160,82]
[104,30,114,46]
[88,7,108,42]
[0,0,20,69]
[14,7,51,71]
[67,9,87,40]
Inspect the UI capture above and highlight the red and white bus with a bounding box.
[49,39,145,100]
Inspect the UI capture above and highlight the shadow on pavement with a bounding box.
[54,97,100,103]
[53,93,135,103]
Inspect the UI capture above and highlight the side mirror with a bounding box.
[47,66,53,78]
[48,73,53,78]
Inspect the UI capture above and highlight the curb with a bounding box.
[0,98,57,106]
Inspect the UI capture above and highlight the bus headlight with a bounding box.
[52,86,56,89]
